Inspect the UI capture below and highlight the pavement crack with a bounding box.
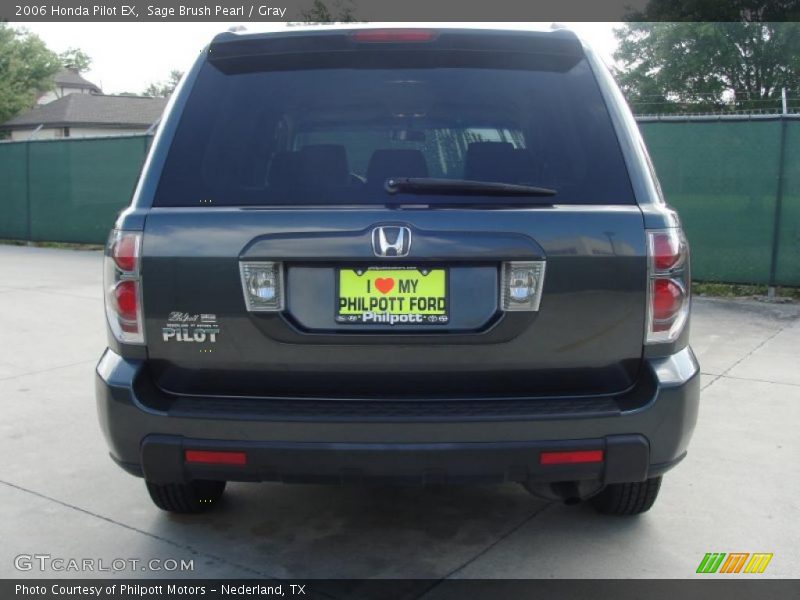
[0,284,101,301]
[701,374,722,390]
[0,359,98,382]
[415,502,553,598]
[715,373,800,388]
[703,325,787,391]
[0,478,276,579]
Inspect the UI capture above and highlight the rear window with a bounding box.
[154,51,634,206]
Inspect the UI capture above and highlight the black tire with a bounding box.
[145,480,226,513]
[589,477,662,516]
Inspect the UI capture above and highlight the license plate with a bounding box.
[337,267,449,325]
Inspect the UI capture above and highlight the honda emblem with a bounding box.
[372,226,411,257]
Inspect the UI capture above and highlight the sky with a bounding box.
[13,22,621,95]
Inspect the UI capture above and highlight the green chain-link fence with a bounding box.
[0,120,798,285]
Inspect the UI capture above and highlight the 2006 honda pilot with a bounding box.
[96,26,699,515]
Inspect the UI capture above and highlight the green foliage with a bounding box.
[142,69,184,97]
[0,24,61,124]
[58,47,92,72]
[614,21,800,114]
[298,0,358,23]
[626,0,800,21]
[693,281,800,300]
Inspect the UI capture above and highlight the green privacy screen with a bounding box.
[639,119,793,285]
[0,142,28,240]
[0,135,149,244]
[776,121,800,286]
[0,123,798,284]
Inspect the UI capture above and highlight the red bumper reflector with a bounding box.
[540,450,604,465]
[185,450,247,466]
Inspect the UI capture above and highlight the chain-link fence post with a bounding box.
[768,88,789,297]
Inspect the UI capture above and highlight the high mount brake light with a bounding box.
[350,29,437,43]
[646,229,690,344]
[104,230,144,344]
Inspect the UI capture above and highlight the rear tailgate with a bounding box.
[139,28,646,399]
[141,206,645,398]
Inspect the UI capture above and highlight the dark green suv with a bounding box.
[96,27,699,515]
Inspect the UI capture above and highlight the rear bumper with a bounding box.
[96,347,700,485]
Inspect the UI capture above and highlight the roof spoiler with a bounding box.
[207,28,584,74]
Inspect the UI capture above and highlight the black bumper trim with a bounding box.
[165,394,622,422]
[647,452,687,477]
[110,454,144,477]
[96,347,700,480]
[140,433,650,486]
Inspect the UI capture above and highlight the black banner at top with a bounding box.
[3,0,800,22]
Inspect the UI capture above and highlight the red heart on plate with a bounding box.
[374,277,394,294]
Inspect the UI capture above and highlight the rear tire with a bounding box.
[145,480,226,513]
[590,477,662,515]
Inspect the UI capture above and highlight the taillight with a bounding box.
[652,279,683,330]
[111,233,138,272]
[113,280,138,321]
[104,230,144,344]
[350,29,437,43]
[646,229,690,343]
[500,261,546,312]
[239,262,284,312]
[651,230,684,271]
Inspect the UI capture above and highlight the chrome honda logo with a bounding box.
[372,226,411,257]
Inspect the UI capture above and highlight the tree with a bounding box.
[142,70,184,97]
[615,2,800,114]
[625,0,800,21]
[0,24,61,124]
[58,47,92,72]
[298,0,358,23]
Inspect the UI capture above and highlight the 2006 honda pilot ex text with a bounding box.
[96,27,699,515]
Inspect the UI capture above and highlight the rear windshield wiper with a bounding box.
[385,177,557,199]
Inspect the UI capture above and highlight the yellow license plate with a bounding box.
[337,267,448,325]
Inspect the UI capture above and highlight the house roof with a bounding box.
[53,68,101,92]
[1,93,168,131]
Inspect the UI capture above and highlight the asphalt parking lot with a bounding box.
[0,245,798,586]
